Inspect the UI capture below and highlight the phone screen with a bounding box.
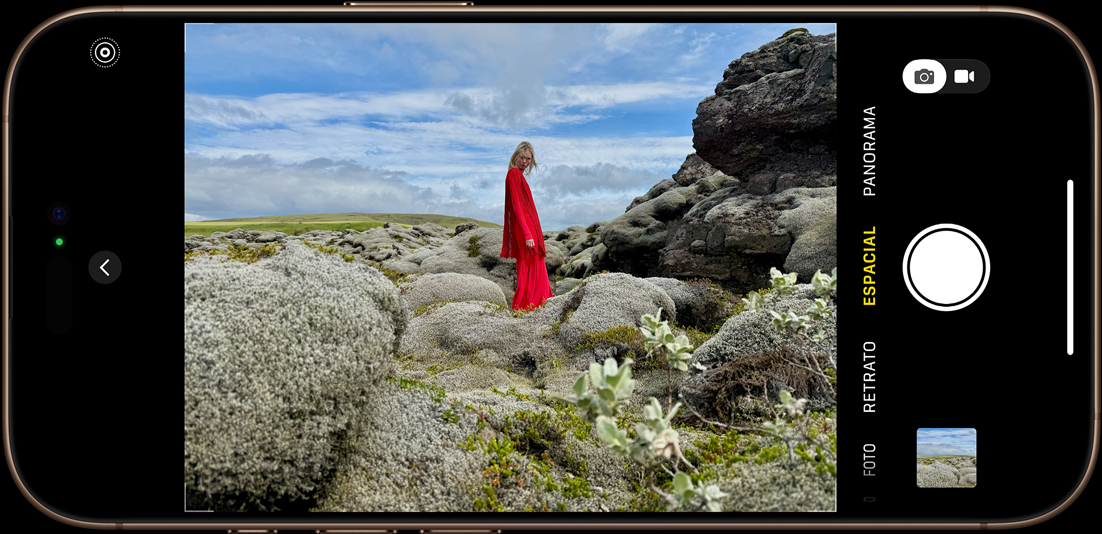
[4,6,1097,530]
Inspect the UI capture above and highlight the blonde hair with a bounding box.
[508,141,538,175]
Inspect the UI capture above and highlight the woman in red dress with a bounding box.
[499,141,553,311]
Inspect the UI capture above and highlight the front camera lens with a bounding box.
[48,202,71,226]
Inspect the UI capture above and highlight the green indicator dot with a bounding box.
[55,238,63,246]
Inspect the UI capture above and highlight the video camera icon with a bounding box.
[955,70,975,83]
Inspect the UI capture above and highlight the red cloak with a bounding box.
[500,167,547,259]
[500,167,552,310]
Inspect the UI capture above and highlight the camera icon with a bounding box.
[903,60,947,94]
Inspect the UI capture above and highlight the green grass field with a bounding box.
[184,213,501,238]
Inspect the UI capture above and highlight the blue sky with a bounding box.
[917,428,977,457]
[184,22,837,231]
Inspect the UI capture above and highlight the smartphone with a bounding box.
[3,2,1098,531]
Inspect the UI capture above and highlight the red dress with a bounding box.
[499,167,553,310]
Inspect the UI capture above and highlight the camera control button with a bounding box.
[902,224,989,311]
[88,251,122,285]
[902,59,947,94]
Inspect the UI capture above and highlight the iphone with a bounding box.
[3,2,1098,531]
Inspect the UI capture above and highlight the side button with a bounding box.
[8,215,11,320]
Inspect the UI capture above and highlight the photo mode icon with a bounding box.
[902,59,946,93]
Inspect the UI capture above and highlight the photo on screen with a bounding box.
[184,21,838,512]
[916,428,977,488]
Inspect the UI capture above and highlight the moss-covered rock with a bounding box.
[184,244,407,511]
[400,272,508,310]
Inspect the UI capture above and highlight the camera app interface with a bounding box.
[183,22,840,513]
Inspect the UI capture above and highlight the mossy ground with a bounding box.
[380,338,837,512]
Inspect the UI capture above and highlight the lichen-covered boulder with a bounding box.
[400,272,507,310]
[414,228,564,303]
[689,284,836,367]
[184,244,407,511]
[410,221,451,238]
[775,187,837,280]
[560,247,598,280]
[917,464,959,488]
[419,228,515,285]
[315,384,487,512]
[399,301,544,368]
[552,273,676,355]
[644,276,738,332]
[681,283,836,417]
[555,277,583,295]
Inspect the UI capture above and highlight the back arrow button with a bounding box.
[89,251,121,284]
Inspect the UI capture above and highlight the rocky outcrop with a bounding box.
[693,30,836,180]
[594,30,837,294]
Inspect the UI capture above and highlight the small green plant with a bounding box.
[551,357,635,422]
[769,310,810,333]
[303,240,340,255]
[414,300,459,317]
[641,308,694,372]
[682,325,715,355]
[365,261,418,286]
[811,267,837,299]
[671,471,729,512]
[741,291,764,312]
[760,390,836,474]
[442,401,462,424]
[806,298,833,320]
[597,398,689,465]
[576,325,643,352]
[468,234,483,257]
[385,374,446,403]
[769,267,799,295]
[640,308,695,411]
[560,474,594,499]
[547,310,574,337]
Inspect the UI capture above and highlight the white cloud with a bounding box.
[185,80,711,132]
[184,212,211,221]
[597,23,660,52]
[916,442,972,457]
[183,153,665,231]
